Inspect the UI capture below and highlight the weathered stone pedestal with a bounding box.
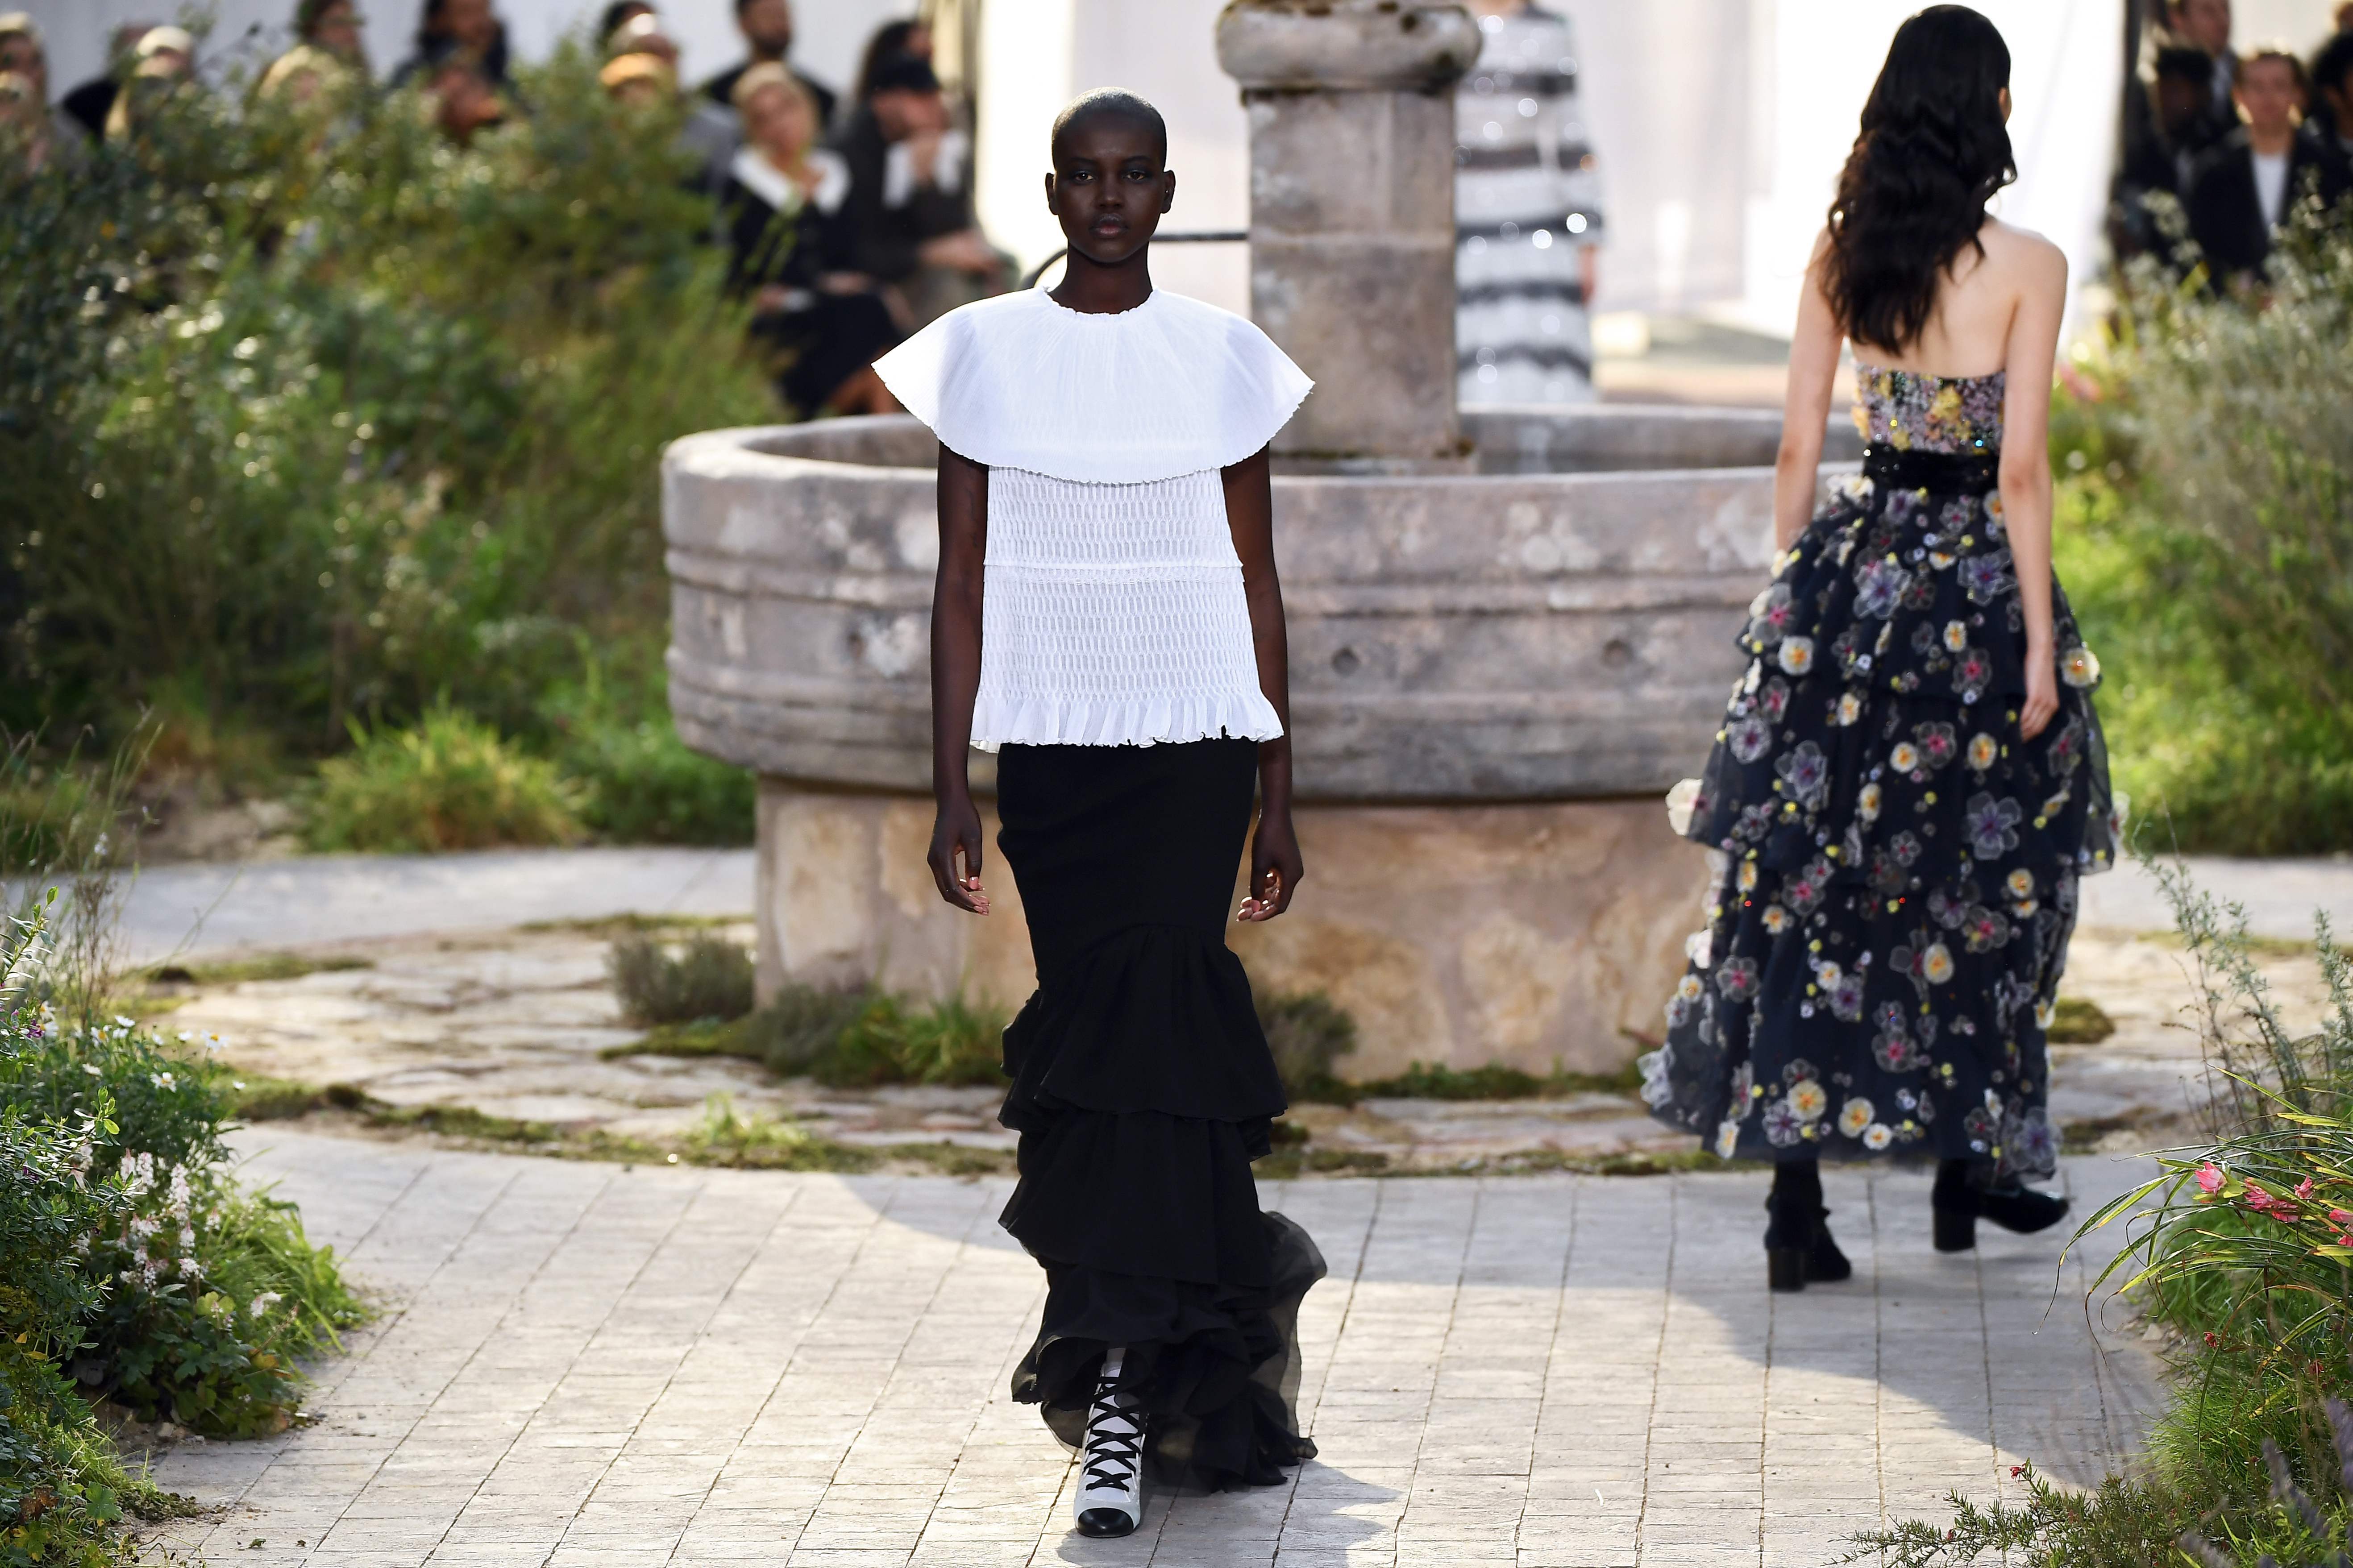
[752,780,1696,1077]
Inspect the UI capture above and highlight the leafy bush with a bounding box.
[306,705,584,852]
[607,931,755,1027]
[1856,861,2353,1565]
[822,992,1009,1088]
[2054,199,2353,852]
[541,643,754,846]
[0,39,777,795]
[1,734,361,1561]
[1260,991,1357,1102]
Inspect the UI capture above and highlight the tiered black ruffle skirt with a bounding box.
[993,738,1322,1491]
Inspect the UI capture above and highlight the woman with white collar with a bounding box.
[721,63,899,417]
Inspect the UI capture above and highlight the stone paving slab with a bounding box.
[93,845,2353,968]
[138,1130,2167,1567]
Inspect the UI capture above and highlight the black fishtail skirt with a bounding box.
[993,737,1322,1492]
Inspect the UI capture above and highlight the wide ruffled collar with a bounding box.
[872,286,1313,485]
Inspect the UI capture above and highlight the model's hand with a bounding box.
[929,794,991,914]
[2019,654,2059,743]
[1239,810,1303,922]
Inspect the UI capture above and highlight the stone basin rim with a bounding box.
[663,405,1831,484]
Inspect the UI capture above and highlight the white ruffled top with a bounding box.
[874,288,1313,751]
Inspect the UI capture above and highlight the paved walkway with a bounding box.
[96,846,2353,967]
[143,1129,2164,1568]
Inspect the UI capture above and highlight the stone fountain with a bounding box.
[662,0,1861,1081]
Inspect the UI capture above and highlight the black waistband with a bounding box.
[1862,445,2000,491]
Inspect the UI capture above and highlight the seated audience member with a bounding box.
[723,64,898,417]
[2187,46,2350,286]
[600,49,673,112]
[424,57,505,144]
[61,22,152,141]
[599,1,655,50]
[2115,46,2223,256]
[296,0,369,68]
[606,15,737,195]
[0,14,87,164]
[2167,0,2242,141]
[852,19,931,103]
[394,0,511,92]
[104,29,195,144]
[836,53,1004,330]
[257,43,350,107]
[702,0,833,131]
[0,68,55,175]
[2311,29,2353,156]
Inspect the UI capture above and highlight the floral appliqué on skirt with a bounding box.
[1639,460,2120,1181]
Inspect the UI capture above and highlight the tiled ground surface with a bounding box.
[140,1130,2164,1567]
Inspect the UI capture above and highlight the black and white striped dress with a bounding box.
[1454,4,1606,406]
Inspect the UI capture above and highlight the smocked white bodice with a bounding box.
[972,467,1280,751]
[871,285,1313,751]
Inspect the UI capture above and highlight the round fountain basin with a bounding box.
[662,406,1863,804]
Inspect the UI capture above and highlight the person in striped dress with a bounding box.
[1455,0,1606,406]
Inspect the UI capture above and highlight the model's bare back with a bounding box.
[1844,217,2066,377]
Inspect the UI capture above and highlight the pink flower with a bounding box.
[2243,1180,2272,1211]
[2331,1208,2353,1228]
[2197,1163,2225,1195]
[2297,1178,2317,1201]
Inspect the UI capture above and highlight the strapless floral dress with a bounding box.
[1638,365,2119,1182]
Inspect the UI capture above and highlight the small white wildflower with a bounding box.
[248,1292,282,1320]
[82,1063,102,1077]
[113,1014,135,1028]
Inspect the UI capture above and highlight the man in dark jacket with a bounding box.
[2115,46,2225,257]
[2312,29,2353,159]
[2187,48,2351,286]
[700,0,833,131]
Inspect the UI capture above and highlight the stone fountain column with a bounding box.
[1215,0,1480,471]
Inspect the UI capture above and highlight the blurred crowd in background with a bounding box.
[0,0,1006,418]
[2114,0,2353,284]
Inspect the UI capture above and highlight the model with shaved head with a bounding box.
[872,89,1324,1541]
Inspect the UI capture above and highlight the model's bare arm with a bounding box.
[1776,229,1844,551]
[1998,240,2066,741]
[929,444,992,913]
[1222,447,1302,921]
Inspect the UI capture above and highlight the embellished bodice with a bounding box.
[1851,363,2005,456]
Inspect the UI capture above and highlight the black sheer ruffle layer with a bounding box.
[991,739,1321,1492]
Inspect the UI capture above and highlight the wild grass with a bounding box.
[606,931,755,1028]
[1855,856,2353,1564]
[305,705,585,853]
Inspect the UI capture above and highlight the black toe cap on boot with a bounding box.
[1077,1507,1140,1538]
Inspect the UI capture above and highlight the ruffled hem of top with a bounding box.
[971,690,1284,753]
[1016,1214,1326,1492]
[870,287,1314,485]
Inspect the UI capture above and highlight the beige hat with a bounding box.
[137,25,195,59]
[0,13,40,46]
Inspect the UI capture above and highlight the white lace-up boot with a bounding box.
[1074,1346,1147,1538]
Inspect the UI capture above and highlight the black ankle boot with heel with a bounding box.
[1765,1160,1851,1292]
[1933,1158,2070,1252]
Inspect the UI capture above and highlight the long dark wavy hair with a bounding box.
[1823,6,2016,353]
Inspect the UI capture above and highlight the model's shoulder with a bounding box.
[1980,220,2066,280]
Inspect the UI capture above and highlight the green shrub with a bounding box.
[2054,199,2353,853]
[822,992,1008,1088]
[607,932,755,1027]
[541,643,753,846]
[0,38,776,782]
[1860,861,2353,1564]
[306,705,584,852]
[739,984,877,1076]
[1259,991,1357,1102]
